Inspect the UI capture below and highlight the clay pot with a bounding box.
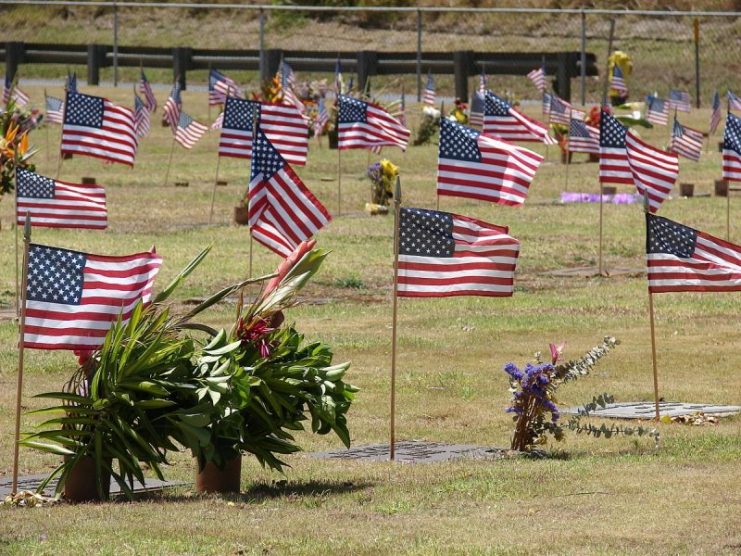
[715,179,728,197]
[195,456,242,494]
[234,206,249,225]
[328,129,338,150]
[63,456,111,502]
[680,183,694,197]
[601,186,617,196]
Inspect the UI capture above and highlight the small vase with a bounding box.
[328,129,338,150]
[195,455,242,494]
[715,179,728,197]
[64,456,111,502]
[234,206,249,226]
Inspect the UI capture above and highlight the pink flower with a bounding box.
[263,240,316,296]
[549,342,566,364]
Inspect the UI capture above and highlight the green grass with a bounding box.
[0,85,739,555]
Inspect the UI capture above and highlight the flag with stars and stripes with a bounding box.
[337,94,410,151]
[568,118,600,154]
[61,91,137,166]
[646,96,669,126]
[710,91,722,135]
[423,73,436,106]
[646,212,741,294]
[66,71,77,93]
[668,89,691,112]
[722,112,741,182]
[133,94,151,139]
[729,91,741,112]
[669,118,702,162]
[163,82,182,131]
[16,168,107,230]
[542,92,552,116]
[218,96,257,158]
[174,111,208,149]
[549,95,572,125]
[437,119,542,206]
[469,90,485,128]
[138,70,157,113]
[259,102,309,166]
[599,109,631,185]
[479,70,487,93]
[314,97,329,135]
[483,92,555,145]
[396,207,520,298]
[626,130,678,213]
[22,244,162,350]
[610,65,628,95]
[45,94,64,125]
[248,130,331,258]
[2,75,30,107]
[209,68,242,106]
[527,66,545,92]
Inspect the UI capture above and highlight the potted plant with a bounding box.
[234,196,249,226]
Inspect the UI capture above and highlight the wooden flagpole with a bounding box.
[542,55,549,162]
[163,137,176,187]
[209,155,222,225]
[43,89,50,164]
[727,186,731,241]
[598,183,605,276]
[207,62,212,123]
[389,176,402,461]
[14,151,21,316]
[11,214,31,495]
[648,289,661,422]
[597,19,616,278]
[337,146,342,216]
[564,107,572,192]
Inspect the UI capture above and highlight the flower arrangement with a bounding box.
[504,337,658,453]
[366,159,398,207]
[608,50,632,105]
[1,98,39,198]
[450,98,468,125]
[413,105,440,146]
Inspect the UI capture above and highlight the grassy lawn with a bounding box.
[0,85,739,555]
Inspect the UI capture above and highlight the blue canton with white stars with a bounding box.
[338,95,367,124]
[648,96,666,115]
[178,112,194,129]
[399,208,455,258]
[46,96,63,112]
[440,119,481,163]
[484,92,510,117]
[209,69,225,91]
[224,98,257,131]
[672,119,685,139]
[250,130,284,182]
[17,169,55,199]
[169,83,181,104]
[26,244,87,305]
[599,110,626,148]
[646,215,697,258]
[65,93,104,128]
[134,95,144,112]
[569,119,591,138]
[723,113,741,155]
[550,96,569,116]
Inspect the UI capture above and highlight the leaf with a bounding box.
[153,246,212,304]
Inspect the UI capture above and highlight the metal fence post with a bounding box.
[693,18,700,108]
[259,9,265,84]
[5,42,25,82]
[580,10,587,105]
[113,0,119,87]
[416,9,422,102]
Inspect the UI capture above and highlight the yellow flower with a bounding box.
[380,159,398,179]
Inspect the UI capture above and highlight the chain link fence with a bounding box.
[0,2,738,106]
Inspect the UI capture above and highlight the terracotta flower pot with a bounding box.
[680,183,694,197]
[64,456,111,502]
[195,455,242,494]
[715,179,728,197]
[234,205,249,225]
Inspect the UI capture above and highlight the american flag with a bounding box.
[22,244,162,350]
[66,71,77,93]
[729,91,741,111]
[174,111,208,149]
[209,68,242,105]
[337,94,410,151]
[398,91,406,127]
[218,96,258,158]
[45,95,64,125]
[423,73,436,106]
[542,92,552,116]
[646,96,669,126]
[16,168,107,230]
[280,60,296,87]
[3,75,30,107]
[669,118,703,162]
[483,92,555,145]
[396,207,520,298]
[314,97,329,135]
[437,119,542,206]
[646,213,741,294]
[626,130,678,214]
[549,95,572,125]
[722,112,741,182]
[568,118,600,154]
[668,89,691,112]
[133,94,151,139]
[279,62,304,115]
[335,57,343,94]
[710,91,722,135]
[611,65,628,95]
[469,90,485,128]
[61,91,137,166]
[248,129,331,257]
[599,109,631,185]
[478,70,487,93]
[138,70,157,113]
[259,102,309,166]
[527,66,546,92]
[163,82,182,131]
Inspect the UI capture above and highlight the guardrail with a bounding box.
[1,41,598,101]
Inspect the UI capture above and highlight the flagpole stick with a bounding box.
[389,176,402,462]
[13,155,20,316]
[207,62,212,123]
[648,290,661,421]
[209,154,222,225]
[337,146,342,216]
[727,188,731,241]
[598,181,604,276]
[11,214,31,495]
[564,108,572,192]
[44,89,50,164]
[163,137,176,187]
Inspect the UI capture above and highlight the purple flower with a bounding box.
[503,362,523,381]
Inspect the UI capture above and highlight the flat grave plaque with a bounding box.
[0,474,186,499]
[309,441,509,464]
[561,401,741,420]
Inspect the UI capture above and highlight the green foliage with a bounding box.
[566,393,660,445]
